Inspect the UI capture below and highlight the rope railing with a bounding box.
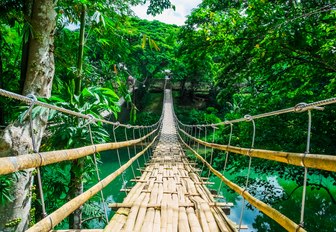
[176,96,336,127]
[0,87,163,230]
[0,88,157,129]
[0,129,157,175]
[179,128,336,172]
[177,132,306,232]
[174,96,336,232]
[26,133,159,232]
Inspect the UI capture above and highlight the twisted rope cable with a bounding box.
[112,125,127,196]
[124,127,136,179]
[88,123,108,223]
[238,116,256,231]
[300,110,312,228]
[176,96,336,128]
[27,95,47,218]
[0,88,156,129]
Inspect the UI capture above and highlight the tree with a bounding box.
[0,0,57,231]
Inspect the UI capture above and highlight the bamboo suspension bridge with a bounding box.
[0,84,336,232]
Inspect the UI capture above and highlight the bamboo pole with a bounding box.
[179,134,307,232]
[26,135,157,232]
[0,129,156,175]
[180,128,336,172]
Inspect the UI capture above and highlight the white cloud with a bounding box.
[132,0,202,26]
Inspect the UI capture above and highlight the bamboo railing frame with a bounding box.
[177,133,306,232]
[0,129,157,175]
[26,134,159,232]
[179,128,336,172]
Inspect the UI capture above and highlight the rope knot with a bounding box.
[244,114,253,121]
[294,102,308,112]
[26,93,37,105]
[114,122,120,130]
[224,120,232,125]
[301,151,308,167]
[296,222,304,231]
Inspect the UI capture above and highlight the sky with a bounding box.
[132,0,202,26]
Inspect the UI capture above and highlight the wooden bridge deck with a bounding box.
[105,90,237,232]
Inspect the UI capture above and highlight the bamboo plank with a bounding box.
[133,193,150,231]
[153,209,161,232]
[186,207,202,232]
[172,194,179,232]
[109,202,233,209]
[160,194,168,232]
[123,192,146,231]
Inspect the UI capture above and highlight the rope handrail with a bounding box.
[26,133,159,232]
[0,128,158,175]
[177,132,306,232]
[176,96,336,127]
[0,88,158,129]
[179,127,336,172]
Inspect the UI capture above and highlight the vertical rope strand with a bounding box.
[124,127,136,179]
[138,127,147,163]
[201,126,208,175]
[88,123,108,223]
[218,123,233,194]
[143,127,150,160]
[196,127,201,154]
[207,126,216,178]
[27,98,47,218]
[300,110,312,227]
[133,127,141,172]
[238,116,256,231]
[112,125,127,196]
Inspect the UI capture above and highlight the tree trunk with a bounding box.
[180,77,187,99]
[69,159,84,229]
[0,53,4,125]
[68,4,86,229]
[0,0,57,231]
[75,4,86,95]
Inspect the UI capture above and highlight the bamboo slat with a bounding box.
[109,202,233,208]
[172,194,179,232]
[123,192,146,231]
[133,193,150,231]
[103,208,129,232]
[186,207,202,232]
[160,194,169,232]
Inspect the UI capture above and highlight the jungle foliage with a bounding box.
[0,0,336,231]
